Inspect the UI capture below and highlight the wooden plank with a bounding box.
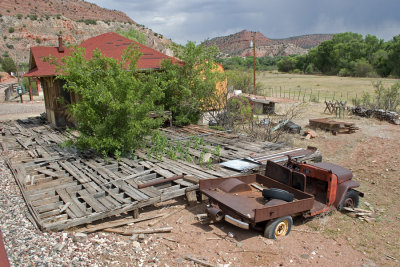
[26,181,79,198]
[138,187,161,198]
[26,177,74,191]
[35,168,61,178]
[56,189,86,217]
[36,201,64,213]
[78,190,107,213]
[79,213,166,233]
[161,188,187,201]
[59,161,91,184]
[31,195,60,207]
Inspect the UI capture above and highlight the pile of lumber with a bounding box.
[343,202,383,223]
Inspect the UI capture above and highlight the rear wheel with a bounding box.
[339,189,359,211]
[264,216,293,239]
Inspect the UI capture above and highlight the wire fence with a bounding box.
[261,87,369,104]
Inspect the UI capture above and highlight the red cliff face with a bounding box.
[0,0,173,64]
[203,30,333,57]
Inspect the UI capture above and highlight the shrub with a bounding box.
[352,59,376,77]
[56,14,61,19]
[1,57,17,73]
[6,44,14,49]
[338,68,352,77]
[16,14,22,19]
[28,14,38,20]
[52,45,164,157]
[36,38,41,44]
[8,27,14,33]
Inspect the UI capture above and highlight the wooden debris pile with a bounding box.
[309,118,359,135]
[1,117,321,231]
[343,202,383,223]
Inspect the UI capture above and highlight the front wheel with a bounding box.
[338,189,360,211]
[264,216,293,239]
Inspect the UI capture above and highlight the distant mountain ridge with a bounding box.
[0,0,172,64]
[203,30,334,57]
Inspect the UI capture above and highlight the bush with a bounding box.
[8,27,14,33]
[28,14,38,20]
[53,45,163,157]
[6,44,14,49]
[1,57,17,73]
[36,38,41,44]
[16,14,22,19]
[338,68,352,77]
[352,59,376,77]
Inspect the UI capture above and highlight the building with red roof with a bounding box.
[24,32,179,126]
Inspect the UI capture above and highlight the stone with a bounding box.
[131,241,141,248]
[73,233,88,243]
[130,234,138,241]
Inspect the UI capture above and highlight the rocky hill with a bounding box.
[0,0,172,65]
[203,30,334,58]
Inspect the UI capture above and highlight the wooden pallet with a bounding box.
[1,117,321,231]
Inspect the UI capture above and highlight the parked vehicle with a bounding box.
[199,159,363,239]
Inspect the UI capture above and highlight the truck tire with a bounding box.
[262,188,294,202]
[264,216,293,239]
[338,189,359,211]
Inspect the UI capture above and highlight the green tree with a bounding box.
[1,57,17,74]
[115,28,146,45]
[54,45,164,157]
[385,35,400,77]
[158,42,225,126]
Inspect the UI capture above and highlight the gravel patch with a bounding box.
[0,153,161,266]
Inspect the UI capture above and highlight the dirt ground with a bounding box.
[1,101,399,266]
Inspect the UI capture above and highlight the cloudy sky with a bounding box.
[87,0,400,44]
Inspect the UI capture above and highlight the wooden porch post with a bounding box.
[36,78,42,94]
[28,77,33,101]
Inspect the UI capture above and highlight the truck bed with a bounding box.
[200,174,315,224]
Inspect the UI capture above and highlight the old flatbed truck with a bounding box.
[199,159,363,239]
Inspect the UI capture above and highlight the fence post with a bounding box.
[280,86,282,98]
[317,90,320,103]
[309,89,313,102]
[289,88,291,99]
[333,92,335,101]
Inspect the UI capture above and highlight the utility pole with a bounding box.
[252,32,256,95]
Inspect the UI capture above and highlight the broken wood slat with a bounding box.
[35,201,64,214]
[122,227,173,235]
[26,177,75,191]
[137,186,161,198]
[26,181,79,200]
[59,161,91,184]
[79,213,167,233]
[77,190,107,213]
[41,214,69,225]
[161,188,189,201]
[74,161,129,204]
[185,255,214,267]
[35,168,61,178]
[31,195,60,207]
[38,209,63,220]
[138,174,184,189]
[56,189,87,218]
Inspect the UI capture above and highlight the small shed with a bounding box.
[24,32,179,127]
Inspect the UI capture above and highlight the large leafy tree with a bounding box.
[55,45,163,157]
[158,42,226,126]
[1,56,17,74]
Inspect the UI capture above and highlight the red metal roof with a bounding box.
[25,32,180,77]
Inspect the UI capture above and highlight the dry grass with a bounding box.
[256,71,399,102]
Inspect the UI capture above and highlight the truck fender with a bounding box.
[334,180,363,208]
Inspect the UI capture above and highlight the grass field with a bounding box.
[257,71,400,103]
